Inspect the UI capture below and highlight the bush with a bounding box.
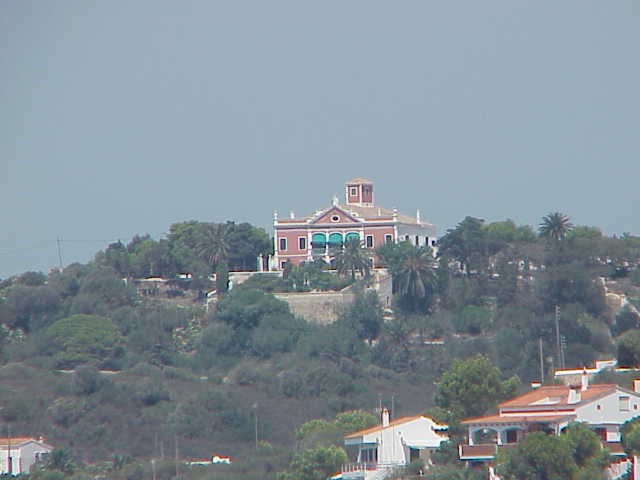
[135,378,170,406]
[45,314,124,368]
[73,366,109,395]
[454,305,492,334]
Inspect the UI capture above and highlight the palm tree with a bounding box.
[394,247,438,312]
[334,239,371,280]
[539,212,573,242]
[197,223,232,293]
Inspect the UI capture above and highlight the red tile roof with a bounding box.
[345,415,435,438]
[499,384,619,409]
[461,414,574,425]
[0,437,50,448]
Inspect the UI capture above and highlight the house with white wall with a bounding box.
[459,372,640,479]
[342,408,448,480]
[0,437,53,475]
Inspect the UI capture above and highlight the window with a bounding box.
[360,448,377,463]
[331,215,340,222]
[279,238,287,251]
[415,235,419,246]
[620,396,630,411]
[425,236,429,245]
[280,261,287,270]
[506,429,518,444]
[299,237,307,250]
[350,187,357,196]
[366,235,374,248]
[405,235,410,242]
[385,234,393,244]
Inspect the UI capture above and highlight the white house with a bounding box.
[342,408,448,480]
[459,372,640,479]
[0,437,53,475]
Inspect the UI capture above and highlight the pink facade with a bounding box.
[272,178,436,270]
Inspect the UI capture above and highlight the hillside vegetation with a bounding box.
[1,215,640,479]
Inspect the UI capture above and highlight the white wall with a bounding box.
[576,389,640,441]
[0,442,52,475]
[361,417,447,465]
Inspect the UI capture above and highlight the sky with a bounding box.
[1,1,639,278]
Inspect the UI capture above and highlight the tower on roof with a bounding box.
[345,177,374,206]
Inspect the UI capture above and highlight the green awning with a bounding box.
[312,233,327,245]
[328,232,343,246]
[345,232,360,243]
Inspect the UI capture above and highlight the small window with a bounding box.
[299,237,307,250]
[620,396,630,411]
[425,236,429,245]
[350,187,357,196]
[279,238,287,251]
[415,235,419,246]
[331,215,340,222]
[405,235,410,242]
[366,235,374,248]
[385,234,393,244]
[431,240,436,246]
[597,405,602,410]
[280,261,287,269]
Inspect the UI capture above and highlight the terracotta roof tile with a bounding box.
[499,384,619,409]
[461,414,574,425]
[344,415,445,438]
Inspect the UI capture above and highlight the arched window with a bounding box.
[328,232,344,247]
[312,233,327,250]
[345,232,360,244]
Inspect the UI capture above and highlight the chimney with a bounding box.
[381,407,390,427]
[568,387,581,404]
[581,368,589,392]
[290,211,295,219]
[633,379,640,393]
[416,209,421,223]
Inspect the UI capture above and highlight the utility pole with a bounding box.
[539,338,544,384]
[391,395,395,421]
[174,433,179,480]
[56,237,63,269]
[254,403,259,451]
[555,305,562,370]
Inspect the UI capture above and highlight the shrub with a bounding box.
[73,366,109,395]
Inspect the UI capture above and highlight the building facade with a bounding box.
[458,373,640,479]
[0,437,53,475]
[272,178,436,270]
[342,408,448,480]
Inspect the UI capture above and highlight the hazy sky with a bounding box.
[1,1,638,278]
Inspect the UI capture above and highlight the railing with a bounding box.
[342,462,404,477]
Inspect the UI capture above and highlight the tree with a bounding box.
[45,448,77,475]
[622,420,640,456]
[342,290,383,343]
[539,212,573,243]
[394,246,438,313]
[496,432,577,480]
[280,445,348,480]
[334,239,371,280]
[496,424,608,480]
[3,284,61,331]
[197,223,232,294]
[617,330,640,366]
[44,314,124,368]
[435,355,519,420]
[437,217,488,274]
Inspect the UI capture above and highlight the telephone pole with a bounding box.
[56,237,63,269]
[555,305,563,369]
[539,338,544,384]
